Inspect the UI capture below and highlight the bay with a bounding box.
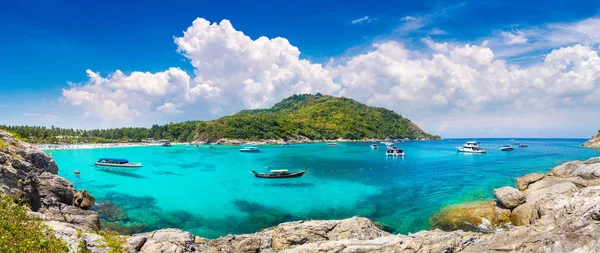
[49,138,600,238]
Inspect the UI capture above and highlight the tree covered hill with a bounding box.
[1,94,440,143]
[195,94,439,142]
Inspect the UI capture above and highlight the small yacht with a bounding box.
[385,147,405,156]
[326,143,338,146]
[94,158,142,169]
[457,141,487,153]
[381,141,393,146]
[501,145,514,151]
[239,146,260,153]
[519,144,528,148]
[371,144,378,149]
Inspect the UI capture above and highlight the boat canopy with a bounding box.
[98,158,129,163]
[270,169,288,173]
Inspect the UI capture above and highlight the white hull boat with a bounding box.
[94,158,142,171]
[386,147,405,156]
[457,141,487,153]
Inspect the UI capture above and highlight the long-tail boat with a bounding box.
[251,166,308,179]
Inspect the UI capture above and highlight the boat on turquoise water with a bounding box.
[251,166,308,178]
[457,141,487,153]
[371,144,378,149]
[239,146,260,153]
[326,143,338,146]
[501,145,515,151]
[381,141,393,146]
[519,144,528,148]
[94,158,142,170]
[386,147,404,156]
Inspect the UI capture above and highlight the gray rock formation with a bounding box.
[583,134,600,148]
[493,186,524,208]
[515,173,545,190]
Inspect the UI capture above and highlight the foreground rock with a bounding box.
[493,186,524,208]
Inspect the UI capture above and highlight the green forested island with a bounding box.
[1,94,440,143]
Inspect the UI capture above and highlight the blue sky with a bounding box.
[1,0,600,137]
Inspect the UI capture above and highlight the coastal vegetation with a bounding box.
[1,94,439,143]
[0,194,69,253]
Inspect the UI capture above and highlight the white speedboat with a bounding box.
[457,141,487,153]
[94,158,142,170]
[371,144,378,149]
[240,146,260,153]
[326,143,338,146]
[381,141,393,146]
[385,147,404,156]
[501,145,514,151]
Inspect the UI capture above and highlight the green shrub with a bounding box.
[98,230,126,253]
[0,194,69,253]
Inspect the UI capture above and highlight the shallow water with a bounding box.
[49,139,600,238]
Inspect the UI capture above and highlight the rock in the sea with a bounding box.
[494,186,524,209]
[430,201,511,231]
[73,189,95,209]
[515,173,545,191]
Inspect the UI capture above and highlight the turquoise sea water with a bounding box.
[49,139,600,238]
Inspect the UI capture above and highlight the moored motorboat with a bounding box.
[252,166,308,178]
[381,141,393,146]
[371,144,378,149]
[501,145,514,151]
[326,143,338,146]
[240,146,260,152]
[94,158,142,170]
[385,147,404,156]
[457,141,487,153]
[519,144,528,148]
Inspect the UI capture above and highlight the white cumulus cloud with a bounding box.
[60,17,600,137]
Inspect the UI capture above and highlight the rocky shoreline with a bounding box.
[2,129,600,252]
[583,134,600,148]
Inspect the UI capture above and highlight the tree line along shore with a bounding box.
[1,94,440,145]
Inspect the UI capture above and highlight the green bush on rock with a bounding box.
[0,194,69,253]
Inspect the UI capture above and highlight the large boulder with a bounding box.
[73,189,95,210]
[551,158,600,180]
[126,229,196,253]
[37,172,75,206]
[525,179,578,205]
[510,202,534,226]
[40,203,101,231]
[515,173,545,191]
[24,147,58,174]
[270,217,388,250]
[430,201,511,232]
[45,220,107,253]
[493,186,524,209]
